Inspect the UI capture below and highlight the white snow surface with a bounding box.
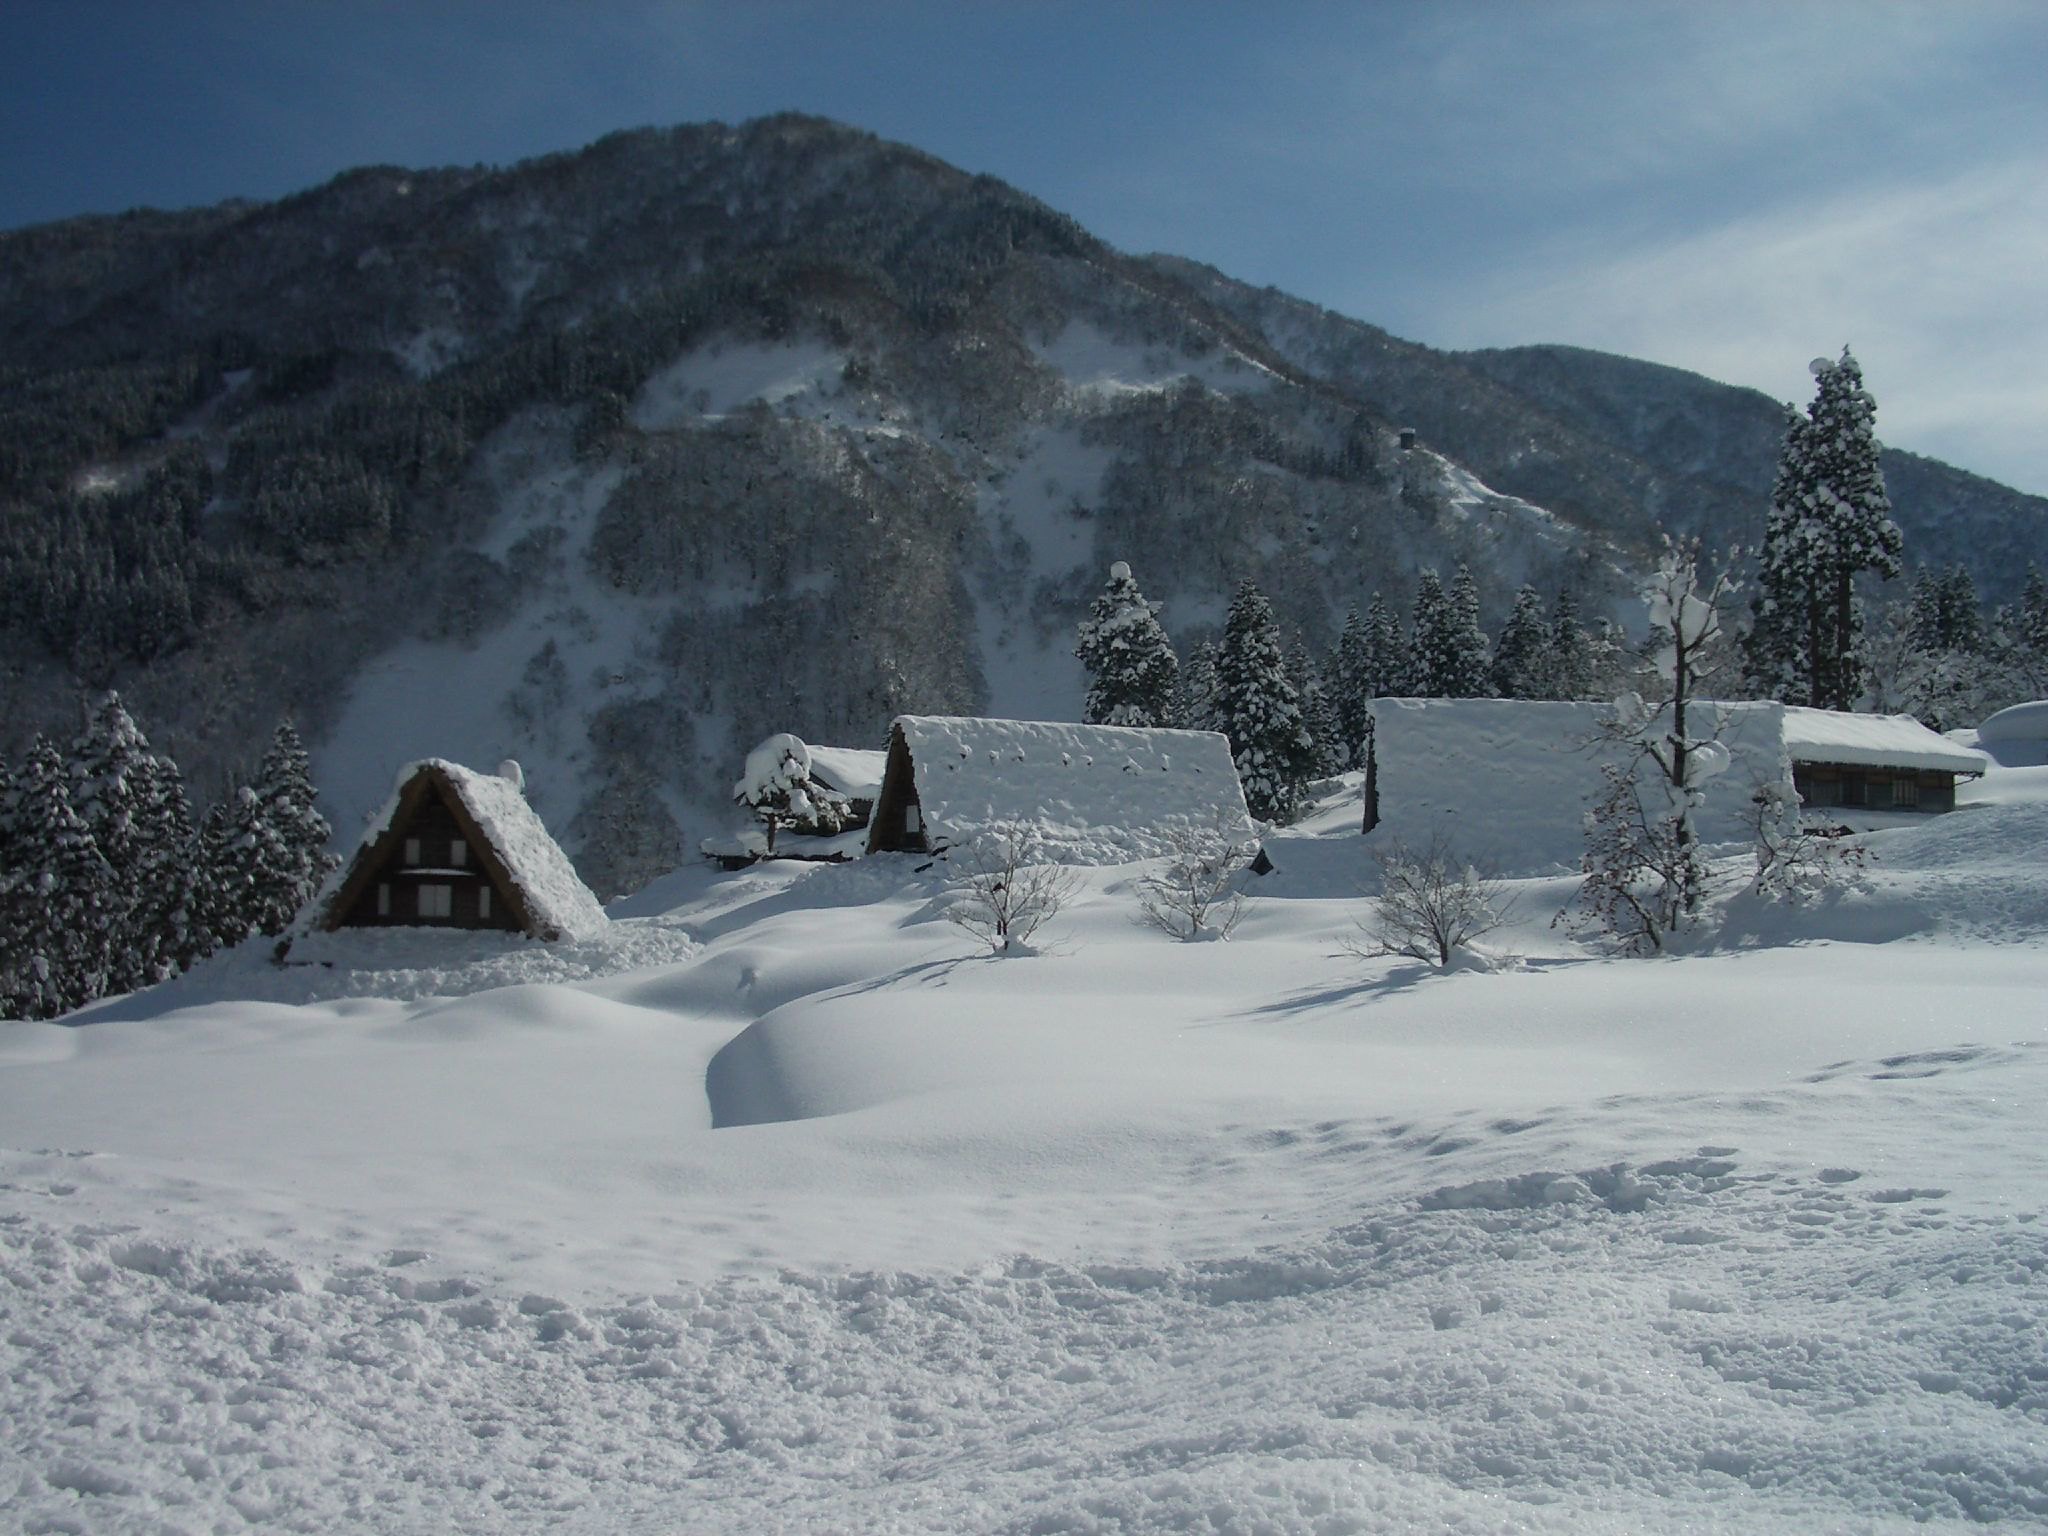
[307,759,609,943]
[1367,697,1789,875]
[1975,699,2048,765]
[888,715,1257,863]
[801,744,887,802]
[5,764,2048,1532]
[1783,706,1991,774]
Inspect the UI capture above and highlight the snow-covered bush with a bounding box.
[943,823,1080,954]
[733,733,848,855]
[1136,817,1260,942]
[1747,778,1872,904]
[1352,833,1510,968]
[1570,538,1739,955]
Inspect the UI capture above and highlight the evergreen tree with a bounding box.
[1491,585,1552,699]
[67,692,201,990]
[1075,560,1179,727]
[234,722,337,938]
[1288,639,1342,778]
[1549,590,1595,700]
[193,798,251,953]
[1213,580,1315,823]
[2,739,118,1019]
[1745,348,1904,708]
[1175,641,1220,732]
[1326,606,1377,769]
[1408,568,1490,697]
[1364,592,1405,697]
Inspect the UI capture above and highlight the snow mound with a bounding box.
[128,920,699,1010]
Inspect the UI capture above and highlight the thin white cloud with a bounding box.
[1426,159,2048,496]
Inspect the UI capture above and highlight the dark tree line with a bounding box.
[0,695,334,1020]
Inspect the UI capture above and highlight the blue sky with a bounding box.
[5,1,2044,494]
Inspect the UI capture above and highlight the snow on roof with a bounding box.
[887,717,1256,864]
[1781,708,1988,774]
[1367,698,1789,876]
[803,745,887,801]
[1977,701,2048,745]
[312,759,609,942]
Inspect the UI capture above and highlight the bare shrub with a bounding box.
[1352,833,1511,968]
[943,823,1082,954]
[1137,818,1260,941]
[1747,778,1872,903]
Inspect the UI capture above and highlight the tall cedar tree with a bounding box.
[1075,561,1179,727]
[1288,639,1343,777]
[230,722,337,938]
[1175,641,1221,732]
[1408,567,1491,697]
[1491,586,1553,699]
[1549,590,1595,700]
[1213,580,1315,823]
[1326,607,1376,769]
[1746,348,1904,709]
[1365,593,1405,697]
[2,739,118,1019]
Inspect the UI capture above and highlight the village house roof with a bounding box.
[1781,708,1988,775]
[869,716,1257,864]
[802,746,888,803]
[313,759,609,942]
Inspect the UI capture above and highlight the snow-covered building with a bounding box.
[866,717,1258,864]
[311,759,608,941]
[1362,698,1792,876]
[1783,708,1987,811]
[703,736,890,869]
[1968,701,2048,769]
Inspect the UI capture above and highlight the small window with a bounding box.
[417,884,452,919]
[450,840,467,868]
[376,883,391,917]
[1892,777,1919,808]
[478,886,492,919]
[404,837,421,865]
[905,804,923,833]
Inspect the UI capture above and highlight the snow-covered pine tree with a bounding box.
[1491,585,1552,699]
[193,798,250,952]
[67,692,203,990]
[733,733,847,854]
[1175,640,1220,732]
[1288,638,1343,778]
[2008,566,2048,694]
[1,738,118,1019]
[1365,592,1405,697]
[1408,567,1490,698]
[1213,580,1315,823]
[1549,590,1595,700]
[1745,348,1904,709]
[1447,565,1492,696]
[1075,561,1179,727]
[1406,571,1452,697]
[1327,606,1376,769]
[234,721,337,938]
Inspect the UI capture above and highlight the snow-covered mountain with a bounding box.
[3,114,2043,893]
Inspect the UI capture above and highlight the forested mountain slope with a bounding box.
[3,114,2041,893]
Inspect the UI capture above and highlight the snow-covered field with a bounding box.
[5,764,2047,1533]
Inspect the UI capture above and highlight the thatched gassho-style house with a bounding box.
[312,759,608,941]
[866,716,1259,865]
